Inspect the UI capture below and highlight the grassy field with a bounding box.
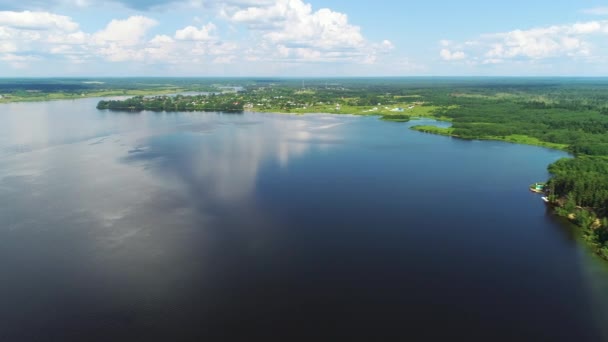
[410,125,455,136]
[251,103,449,120]
[485,134,569,150]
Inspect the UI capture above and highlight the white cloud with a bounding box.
[0,11,89,68]
[485,25,598,59]
[174,22,216,41]
[570,21,602,34]
[0,2,397,73]
[224,0,387,63]
[97,44,142,62]
[149,34,174,44]
[380,39,395,51]
[442,20,608,64]
[440,48,466,61]
[255,4,364,49]
[90,16,158,62]
[0,11,233,68]
[0,11,79,31]
[93,16,157,46]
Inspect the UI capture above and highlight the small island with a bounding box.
[97,94,245,112]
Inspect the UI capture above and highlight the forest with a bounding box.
[97,94,244,112]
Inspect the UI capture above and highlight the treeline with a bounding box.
[97,96,147,110]
[429,100,608,156]
[381,114,410,122]
[548,157,608,216]
[548,157,608,257]
[97,95,244,112]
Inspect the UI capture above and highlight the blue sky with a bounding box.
[1,0,608,76]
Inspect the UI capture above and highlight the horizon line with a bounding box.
[3,76,608,79]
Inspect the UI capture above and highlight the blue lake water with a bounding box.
[1,98,608,341]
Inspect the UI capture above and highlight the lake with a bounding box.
[1,98,607,341]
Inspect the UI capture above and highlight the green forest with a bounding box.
[97,94,244,112]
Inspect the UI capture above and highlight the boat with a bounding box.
[529,182,546,193]
[541,196,549,203]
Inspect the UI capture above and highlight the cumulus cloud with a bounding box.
[0,11,87,68]
[149,34,174,44]
[89,16,158,62]
[380,40,395,51]
[174,22,216,41]
[0,10,79,31]
[570,21,602,34]
[440,48,466,61]
[441,20,608,64]
[482,24,598,60]
[222,0,390,63]
[0,13,165,67]
[0,1,395,73]
[93,16,157,45]
[228,0,364,49]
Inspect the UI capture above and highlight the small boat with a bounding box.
[541,196,549,203]
[530,182,546,193]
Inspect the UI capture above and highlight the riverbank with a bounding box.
[549,200,608,261]
[410,125,569,151]
[409,122,608,262]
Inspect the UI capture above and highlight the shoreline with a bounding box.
[408,123,608,262]
[410,125,570,151]
[4,95,605,261]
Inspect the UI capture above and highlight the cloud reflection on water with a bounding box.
[123,113,347,202]
[0,111,350,259]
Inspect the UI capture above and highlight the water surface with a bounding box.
[1,98,607,341]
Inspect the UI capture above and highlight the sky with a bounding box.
[1,0,608,76]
